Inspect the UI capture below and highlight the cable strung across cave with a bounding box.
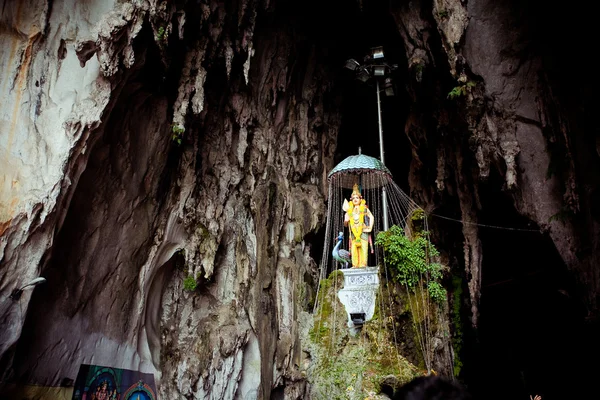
[429,212,542,232]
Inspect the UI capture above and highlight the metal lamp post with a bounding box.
[345,46,397,231]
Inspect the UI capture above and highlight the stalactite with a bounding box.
[454,150,483,327]
[172,40,207,129]
[94,2,146,76]
[431,0,469,77]
[436,145,446,192]
[501,140,520,190]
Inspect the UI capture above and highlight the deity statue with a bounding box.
[91,380,117,400]
[343,183,374,268]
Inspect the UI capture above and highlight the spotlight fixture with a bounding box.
[10,277,47,300]
[384,77,395,96]
[371,46,384,60]
[373,65,386,76]
[343,45,398,231]
[344,58,360,71]
[344,46,397,85]
[356,67,370,82]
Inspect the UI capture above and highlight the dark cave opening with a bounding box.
[462,170,596,400]
[274,0,412,187]
[332,9,412,193]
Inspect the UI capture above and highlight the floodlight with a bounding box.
[373,65,386,76]
[344,59,360,71]
[356,67,370,82]
[384,77,395,96]
[371,46,384,59]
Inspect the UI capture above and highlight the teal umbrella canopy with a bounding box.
[327,154,392,189]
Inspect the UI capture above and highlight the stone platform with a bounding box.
[337,266,379,329]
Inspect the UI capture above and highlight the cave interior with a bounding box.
[308,1,597,399]
[6,0,597,398]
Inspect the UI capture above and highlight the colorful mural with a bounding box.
[71,364,157,400]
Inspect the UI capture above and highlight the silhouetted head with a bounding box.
[393,376,472,400]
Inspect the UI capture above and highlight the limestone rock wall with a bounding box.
[0,0,117,364]
[394,0,597,326]
[1,0,337,398]
[461,0,599,321]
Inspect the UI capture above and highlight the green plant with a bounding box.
[183,275,197,291]
[375,225,446,304]
[438,9,449,18]
[427,281,447,304]
[171,124,185,145]
[447,81,476,99]
[155,26,166,41]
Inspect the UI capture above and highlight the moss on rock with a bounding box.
[307,270,421,399]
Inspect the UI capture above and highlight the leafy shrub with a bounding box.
[447,81,476,99]
[375,225,446,304]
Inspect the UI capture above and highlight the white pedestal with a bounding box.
[337,267,379,328]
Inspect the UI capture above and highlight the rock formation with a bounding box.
[0,0,596,398]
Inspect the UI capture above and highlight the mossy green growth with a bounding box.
[309,270,344,346]
[400,284,439,326]
[309,270,421,399]
[362,320,422,391]
[451,275,464,378]
[311,340,419,399]
[396,285,439,371]
[196,223,210,240]
[311,346,367,400]
[183,275,198,292]
[410,208,425,223]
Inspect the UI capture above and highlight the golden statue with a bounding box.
[343,183,374,268]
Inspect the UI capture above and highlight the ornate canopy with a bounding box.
[327,154,392,189]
